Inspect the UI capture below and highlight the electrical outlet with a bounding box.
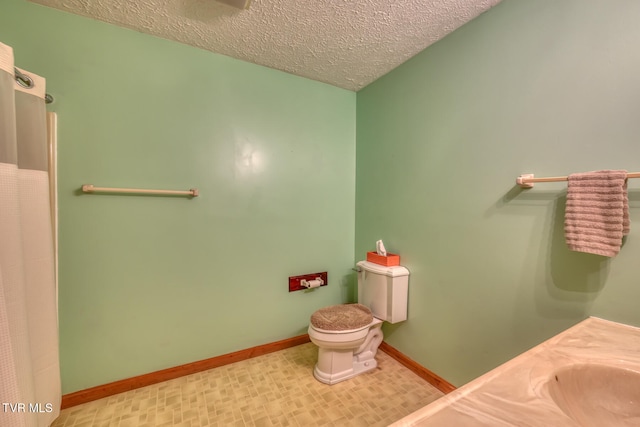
[289,272,328,292]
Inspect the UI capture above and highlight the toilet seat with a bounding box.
[310,303,373,331]
[308,304,379,352]
[308,318,378,348]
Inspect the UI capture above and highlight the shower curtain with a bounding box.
[0,42,61,426]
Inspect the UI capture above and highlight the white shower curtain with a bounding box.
[0,42,61,427]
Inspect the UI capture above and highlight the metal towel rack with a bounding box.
[516,172,640,189]
[82,184,199,197]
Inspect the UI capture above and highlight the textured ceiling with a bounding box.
[30,0,502,91]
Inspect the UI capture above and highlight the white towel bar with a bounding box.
[82,184,199,197]
[517,172,640,188]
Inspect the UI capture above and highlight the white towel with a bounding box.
[564,170,629,257]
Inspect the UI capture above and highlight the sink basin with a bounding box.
[548,364,640,426]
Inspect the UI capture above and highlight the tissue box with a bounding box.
[366,251,400,266]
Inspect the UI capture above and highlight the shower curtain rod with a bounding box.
[517,172,640,188]
[82,184,199,197]
[14,67,54,104]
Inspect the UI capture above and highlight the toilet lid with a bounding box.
[310,303,373,331]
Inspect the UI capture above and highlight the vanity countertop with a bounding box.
[390,317,640,427]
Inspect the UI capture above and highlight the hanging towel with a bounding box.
[564,170,629,257]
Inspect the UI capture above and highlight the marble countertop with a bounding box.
[390,317,640,427]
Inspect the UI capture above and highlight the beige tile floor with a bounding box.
[51,343,444,427]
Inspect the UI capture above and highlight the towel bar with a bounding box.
[517,172,640,188]
[82,184,199,197]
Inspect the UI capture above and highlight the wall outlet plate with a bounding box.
[289,272,328,292]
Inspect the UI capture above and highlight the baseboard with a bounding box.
[379,341,456,394]
[61,334,311,409]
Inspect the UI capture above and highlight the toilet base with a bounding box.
[311,321,383,385]
[313,355,378,385]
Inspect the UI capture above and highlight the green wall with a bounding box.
[356,0,640,386]
[0,0,356,393]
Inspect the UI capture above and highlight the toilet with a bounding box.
[308,260,410,384]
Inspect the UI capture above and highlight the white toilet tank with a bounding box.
[356,260,409,324]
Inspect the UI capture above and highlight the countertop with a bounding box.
[390,317,640,426]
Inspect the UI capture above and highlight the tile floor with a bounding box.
[51,343,444,427]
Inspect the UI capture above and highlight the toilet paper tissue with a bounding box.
[301,277,324,289]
